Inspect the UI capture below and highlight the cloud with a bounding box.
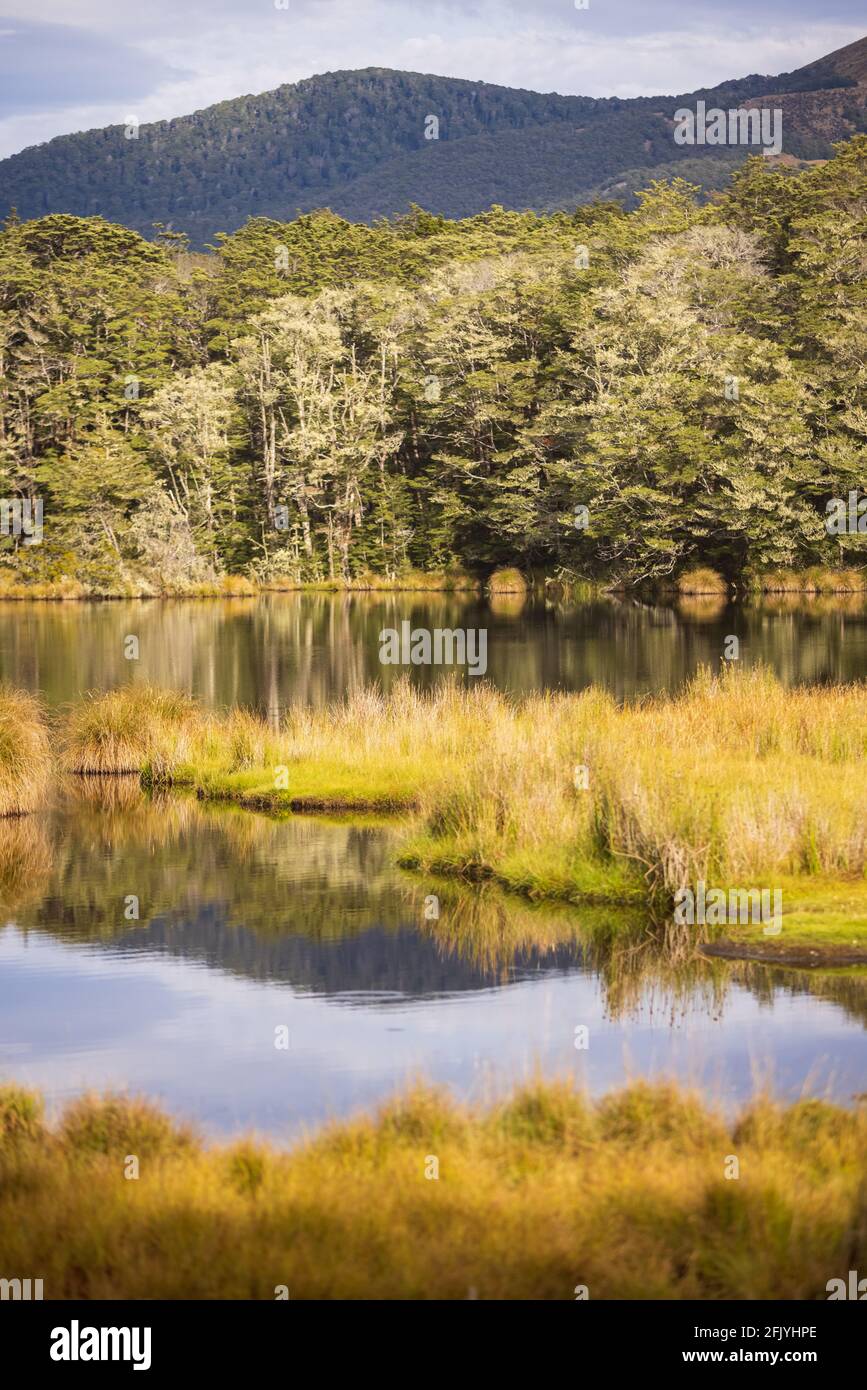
[0,17,186,117]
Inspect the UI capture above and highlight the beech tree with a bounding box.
[0,139,864,591]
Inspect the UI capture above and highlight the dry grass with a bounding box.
[60,685,199,775]
[676,567,729,595]
[752,567,867,593]
[0,685,51,815]
[49,667,867,936]
[264,569,479,592]
[487,567,528,594]
[0,1079,863,1299]
[182,575,258,598]
[0,572,87,600]
[400,667,867,919]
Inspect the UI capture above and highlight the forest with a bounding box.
[1,57,857,243]
[0,135,865,595]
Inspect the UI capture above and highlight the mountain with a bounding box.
[1,36,866,245]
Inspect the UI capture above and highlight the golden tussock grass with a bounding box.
[0,1079,864,1299]
[182,575,258,598]
[49,667,867,935]
[487,567,528,594]
[264,569,479,592]
[60,685,199,775]
[0,573,87,600]
[0,685,51,816]
[676,567,729,595]
[752,567,867,593]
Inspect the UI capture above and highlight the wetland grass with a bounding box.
[0,685,51,816]
[1,1079,864,1300]
[4,665,861,955]
[61,685,199,775]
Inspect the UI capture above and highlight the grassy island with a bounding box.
[44,665,867,960]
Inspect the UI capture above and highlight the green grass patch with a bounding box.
[195,758,424,811]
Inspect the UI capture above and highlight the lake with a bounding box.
[1,590,866,710]
[1,594,866,1139]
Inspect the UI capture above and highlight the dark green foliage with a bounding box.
[0,137,865,591]
[0,43,863,247]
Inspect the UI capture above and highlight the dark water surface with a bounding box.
[1,591,866,710]
[1,789,864,1139]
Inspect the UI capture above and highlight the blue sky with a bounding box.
[0,0,864,158]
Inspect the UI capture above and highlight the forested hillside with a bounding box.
[0,138,865,593]
[0,38,865,245]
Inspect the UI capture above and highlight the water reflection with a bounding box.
[1,787,865,1136]
[1,591,866,710]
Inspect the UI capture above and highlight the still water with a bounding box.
[1,590,866,709]
[1,786,865,1138]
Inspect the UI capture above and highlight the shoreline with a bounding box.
[194,776,867,963]
[0,565,865,602]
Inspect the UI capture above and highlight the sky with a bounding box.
[0,0,864,159]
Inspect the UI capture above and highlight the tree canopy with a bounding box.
[0,139,865,592]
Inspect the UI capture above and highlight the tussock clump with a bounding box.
[487,567,527,594]
[185,575,258,598]
[61,685,199,775]
[490,1080,596,1149]
[733,1097,865,1165]
[676,567,728,595]
[59,1093,197,1159]
[597,1081,727,1150]
[0,685,51,816]
[218,709,274,770]
[753,567,866,593]
[225,1141,267,1195]
[0,1085,44,1147]
[375,1085,466,1147]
